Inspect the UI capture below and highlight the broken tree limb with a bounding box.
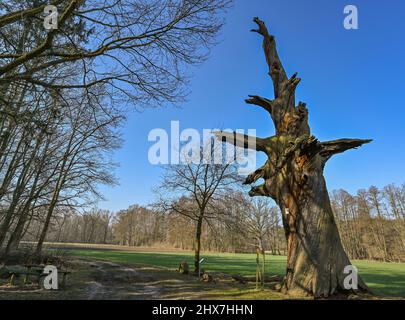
[244,165,266,185]
[251,17,287,97]
[213,131,266,152]
[320,138,373,160]
[245,95,273,113]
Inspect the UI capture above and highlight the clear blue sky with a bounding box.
[98,0,405,211]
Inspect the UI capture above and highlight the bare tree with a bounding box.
[0,0,232,257]
[157,147,239,272]
[215,17,371,297]
[0,0,232,106]
[331,190,369,259]
[383,184,405,253]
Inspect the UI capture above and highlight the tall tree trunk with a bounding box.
[194,216,203,272]
[0,142,33,247]
[35,110,78,254]
[5,214,27,253]
[216,17,371,297]
[6,132,51,254]
[56,215,67,243]
[281,174,368,296]
[35,200,57,255]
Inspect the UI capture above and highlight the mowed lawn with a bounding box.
[67,248,405,297]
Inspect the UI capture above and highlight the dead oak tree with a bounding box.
[215,17,371,297]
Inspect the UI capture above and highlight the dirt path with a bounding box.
[0,259,287,300]
[1,258,397,300]
[80,260,171,299]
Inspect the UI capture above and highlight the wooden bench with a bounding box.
[8,265,71,288]
[23,264,45,284]
[58,270,71,288]
[8,270,46,286]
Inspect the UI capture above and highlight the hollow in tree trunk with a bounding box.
[216,17,371,298]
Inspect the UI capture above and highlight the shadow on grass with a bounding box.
[64,247,405,297]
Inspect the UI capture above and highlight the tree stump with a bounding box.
[202,272,214,283]
[178,261,189,274]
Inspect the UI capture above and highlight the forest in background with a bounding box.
[22,182,405,263]
[2,2,401,265]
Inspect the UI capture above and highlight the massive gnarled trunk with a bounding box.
[216,18,371,297]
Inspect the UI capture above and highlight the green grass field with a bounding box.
[66,248,405,297]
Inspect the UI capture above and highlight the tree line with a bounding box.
[28,182,405,263]
[331,185,405,262]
